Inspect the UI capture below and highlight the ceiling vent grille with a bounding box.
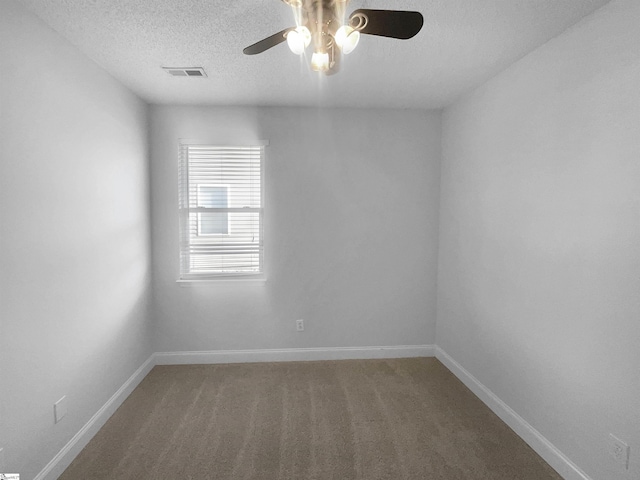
[163,67,207,77]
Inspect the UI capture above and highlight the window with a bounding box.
[179,142,265,280]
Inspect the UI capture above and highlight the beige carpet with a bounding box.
[59,358,562,480]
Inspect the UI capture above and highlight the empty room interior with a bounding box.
[1,0,638,479]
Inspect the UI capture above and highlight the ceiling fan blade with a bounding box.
[243,28,293,55]
[350,9,423,40]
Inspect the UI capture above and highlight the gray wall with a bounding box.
[150,106,441,352]
[437,0,640,479]
[0,1,152,477]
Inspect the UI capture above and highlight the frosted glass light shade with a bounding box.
[335,25,360,54]
[311,51,330,71]
[286,26,311,55]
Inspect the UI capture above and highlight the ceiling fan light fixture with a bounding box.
[334,25,360,54]
[243,3,424,75]
[311,51,330,71]
[286,26,311,54]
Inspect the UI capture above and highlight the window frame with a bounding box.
[177,140,267,284]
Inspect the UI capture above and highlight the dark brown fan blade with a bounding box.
[243,28,293,55]
[350,9,423,40]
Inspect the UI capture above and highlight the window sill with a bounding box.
[176,277,267,287]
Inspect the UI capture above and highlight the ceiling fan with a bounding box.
[243,0,423,75]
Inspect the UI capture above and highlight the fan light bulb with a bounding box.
[334,25,360,54]
[286,26,311,55]
[311,51,330,71]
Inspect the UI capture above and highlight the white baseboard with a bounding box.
[155,344,435,365]
[435,347,592,480]
[38,345,589,480]
[34,353,157,480]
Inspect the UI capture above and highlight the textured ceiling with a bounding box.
[18,0,611,108]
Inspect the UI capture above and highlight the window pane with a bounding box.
[199,212,228,235]
[187,211,261,274]
[198,185,228,235]
[198,185,228,208]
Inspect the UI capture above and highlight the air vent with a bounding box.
[162,67,207,77]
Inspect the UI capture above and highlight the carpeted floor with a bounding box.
[59,358,562,480]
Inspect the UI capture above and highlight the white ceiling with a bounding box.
[18,0,610,108]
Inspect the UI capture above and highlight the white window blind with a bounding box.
[179,143,264,280]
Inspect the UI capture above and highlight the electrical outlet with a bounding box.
[296,319,304,331]
[608,434,630,469]
[54,395,68,424]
